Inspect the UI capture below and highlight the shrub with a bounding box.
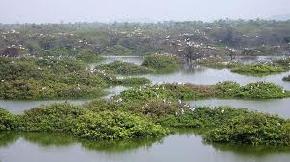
[283,75,290,81]
[214,81,241,98]
[239,82,287,99]
[118,77,151,86]
[98,61,153,75]
[21,104,85,132]
[205,111,290,146]
[0,108,19,131]
[142,54,181,73]
[231,64,285,76]
[72,111,169,140]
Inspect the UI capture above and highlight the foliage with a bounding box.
[3,103,169,141]
[72,111,168,140]
[283,75,290,81]
[142,54,181,73]
[97,61,153,75]
[118,77,151,86]
[205,110,290,146]
[238,82,288,99]
[214,81,241,98]
[231,64,286,76]
[0,108,19,131]
[75,49,103,63]
[274,57,290,69]
[116,82,289,103]
[0,57,108,100]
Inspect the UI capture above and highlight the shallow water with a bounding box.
[188,98,290,118]
[142,67,290,90]
[1,55,290,162]
[89,55,144,69]
[1,132,290,162]
[0,100,88,113]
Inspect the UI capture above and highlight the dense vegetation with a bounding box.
[97,61,153,75]
[1,20,290,147]
[0,57,109,99]
[283,75,290,81]
[0,104,169,141]
[142,54,181,73]
[204,108,290,146]
[116,81,290,102]
[231,64,286,76]
[2,99,290,146]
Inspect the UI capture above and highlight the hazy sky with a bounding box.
[1,0,290,24]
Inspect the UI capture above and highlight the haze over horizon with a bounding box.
[1,0,290,24]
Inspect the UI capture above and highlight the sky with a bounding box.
[0,0,290,24]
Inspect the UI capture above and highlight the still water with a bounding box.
[1,56,290,162]
[1,132,290,162]
[142,67,290,90]
[0,100,88,113]
[188,98,290,118]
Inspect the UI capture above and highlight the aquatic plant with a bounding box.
[97,61,153,75]
[230,64,285,76]
[282,75,290,81]
[142,54,181,73]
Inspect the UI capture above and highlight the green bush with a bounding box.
[142,54,181,73]
[17,103,169,141]
[75,49,103,63]
[0,108,19,131]
[205,111,290,146]
[118,77,151,86]
[214,81,241,98]
[72,111,169,140]
[239,82,287,99]
[98,61,153,75]
[283,75,290,81]
[0,57,108,100]
[21,104,85,132]
[231,64,285,76]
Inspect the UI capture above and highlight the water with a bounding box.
[188,98,290,118]
[142,67,290,90]
[89,55,144,69]
[0,100,88,114]
[1,55,290,161]
[1,132,290,162]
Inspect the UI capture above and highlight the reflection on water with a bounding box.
[0,100,88,113]
[89,55,144,69]
[104,86,128,99]
[188,98,290,118]
[142,67,290,90]
[1,132,290,162]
